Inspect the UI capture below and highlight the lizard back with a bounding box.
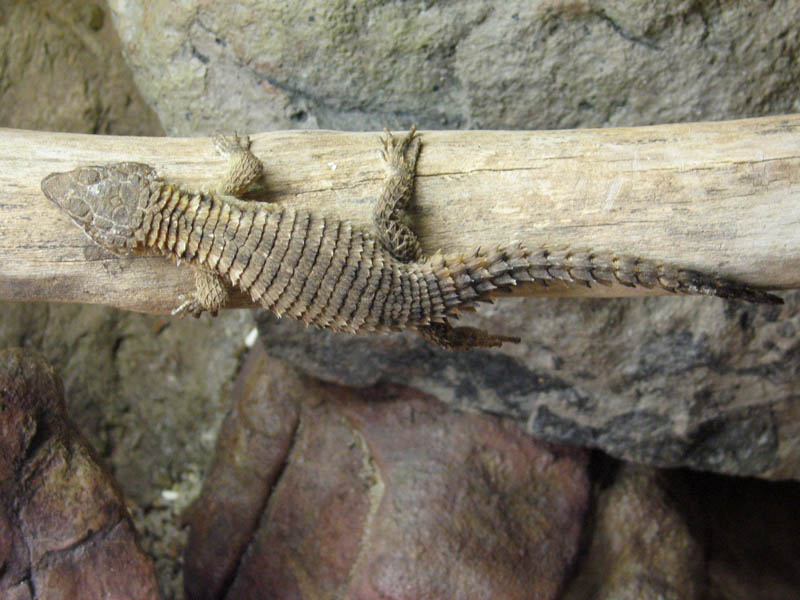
[133,177,457,332]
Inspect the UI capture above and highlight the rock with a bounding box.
[0,1,162,134]
[0,302,256,596]
[0,348,160,600]
[562,463,800,600]
[107,1,800,135]
[563,465,704,600]
[184,344,590,599]
[183,348,301,600]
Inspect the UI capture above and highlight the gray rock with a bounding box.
[0,2,162,134]
[107,0,800,134]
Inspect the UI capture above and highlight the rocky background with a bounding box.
[1,1,799,599]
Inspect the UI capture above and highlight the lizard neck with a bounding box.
[140,184,214,261]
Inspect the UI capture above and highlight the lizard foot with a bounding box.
[374,125,424,262]
[418,322,521,351]
[172,271,229,318]
[380,125,421,176]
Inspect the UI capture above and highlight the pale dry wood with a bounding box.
[1,116,798,314]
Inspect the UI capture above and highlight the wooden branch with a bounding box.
[2,116,799,314]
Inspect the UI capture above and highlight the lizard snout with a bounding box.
[41,171,72,208]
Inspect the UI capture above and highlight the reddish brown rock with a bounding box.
[0,348,160,600]
[183,350,302,600]
[184,344,590,600]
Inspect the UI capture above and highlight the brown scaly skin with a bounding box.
[41,127,782,350]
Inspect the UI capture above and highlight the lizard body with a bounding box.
[41,128,782,350]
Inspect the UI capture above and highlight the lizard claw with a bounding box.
[171,297,207,318]
[213,132,251,157]
[380,125,420,172]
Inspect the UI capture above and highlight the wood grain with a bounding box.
[2,116,798,314]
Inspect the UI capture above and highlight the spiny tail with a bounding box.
[427,244,783,314]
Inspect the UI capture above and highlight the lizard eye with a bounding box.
[77,169,100,185]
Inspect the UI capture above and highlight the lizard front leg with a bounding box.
[173,133,265,317]
[375,126,519,350]
[172,269,230,317]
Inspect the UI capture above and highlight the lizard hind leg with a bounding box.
[374,125,424,262]
[212,132,265,197]
[372,127,519,351]
[418,321,521,351]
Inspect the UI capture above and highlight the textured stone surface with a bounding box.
[563,465,704,600]
[0,348,160,600]
[0,303,255,597]
[560,462,800,600]
[107,0,800,135]
[0,1,162,134]
[183,348,301,600]
[184,344,590,600]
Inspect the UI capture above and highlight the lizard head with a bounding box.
[42,162,157,254]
